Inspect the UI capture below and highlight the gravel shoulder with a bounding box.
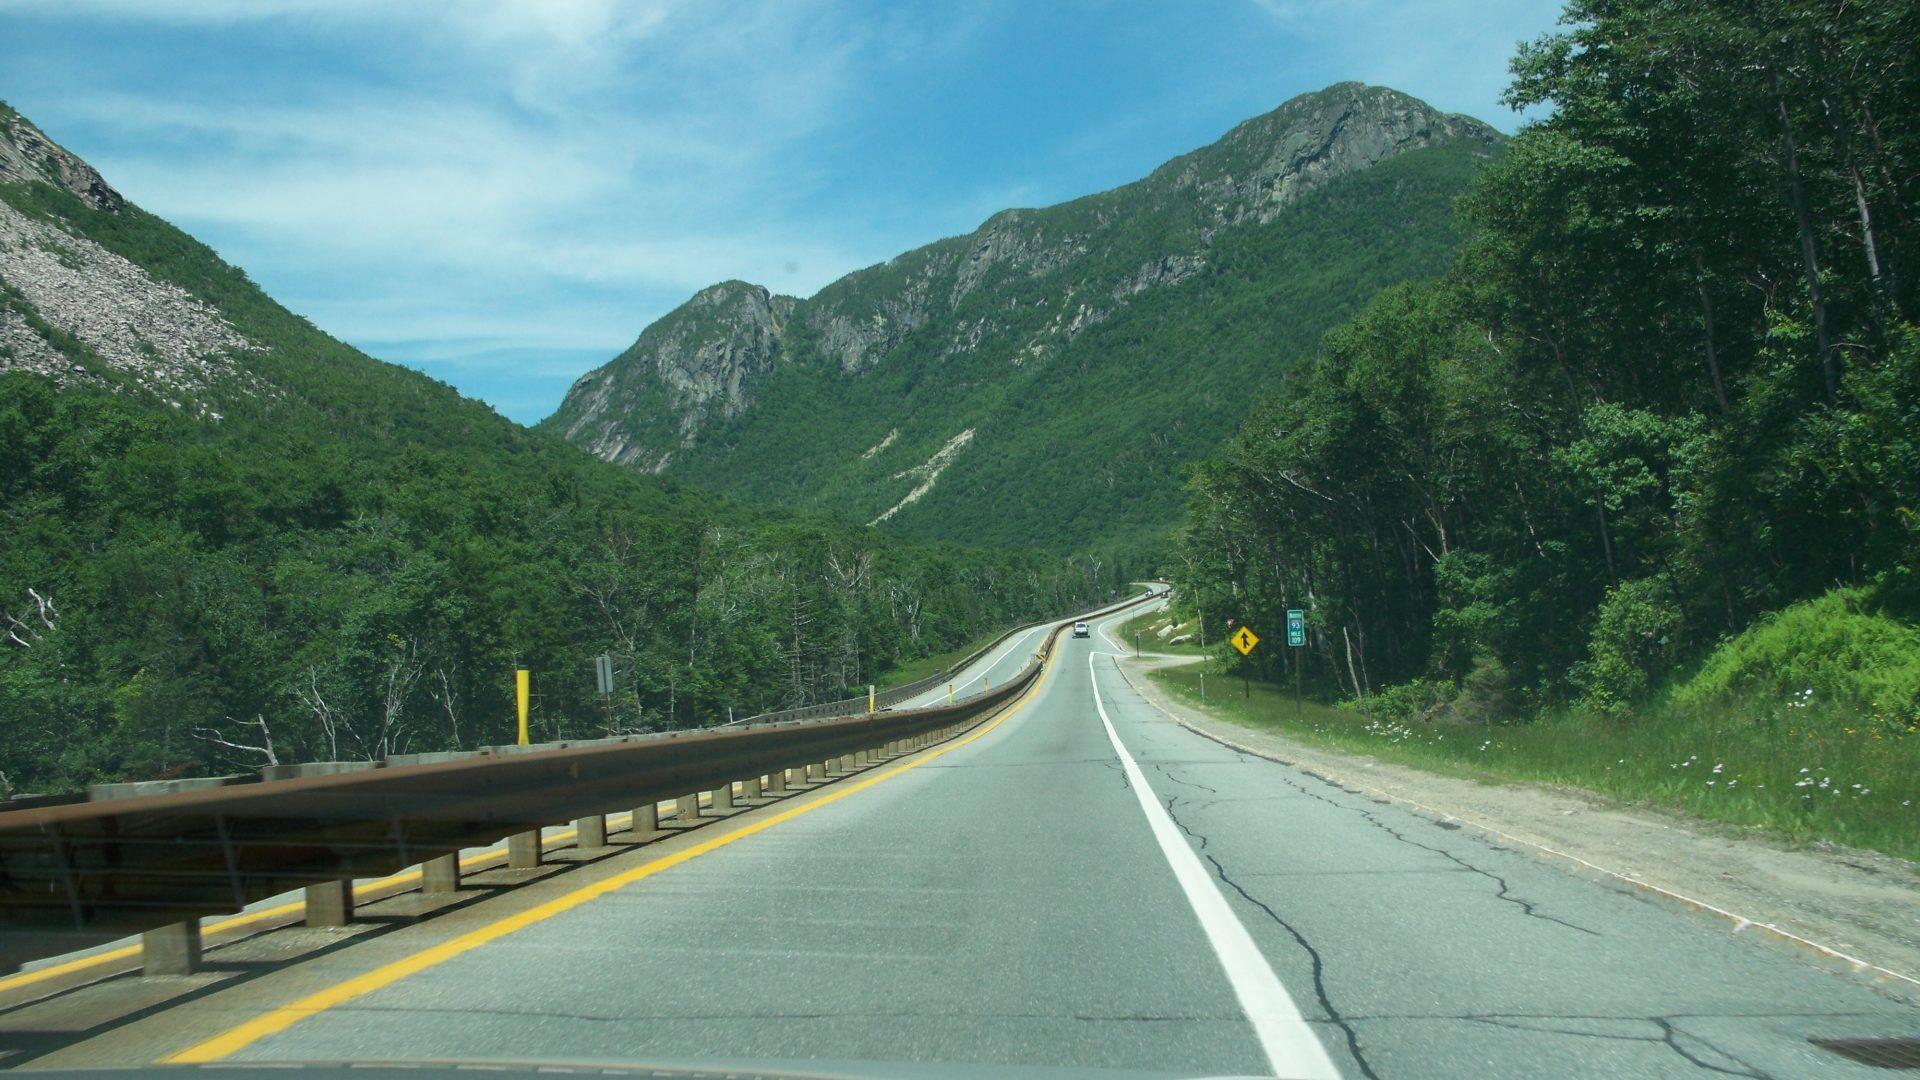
[1116,653,1920,1002]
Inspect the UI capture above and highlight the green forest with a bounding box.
[1177,0,1920,733]
[0,153,1122,796]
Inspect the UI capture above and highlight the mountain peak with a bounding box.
[546,84,1501,548]
[0,101,122,212]
[1160,81,1503,222]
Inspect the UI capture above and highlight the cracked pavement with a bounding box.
[69,607,1920,1078]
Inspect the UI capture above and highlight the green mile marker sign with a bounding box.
[1286,609,1305,647]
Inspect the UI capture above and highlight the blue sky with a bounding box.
[0,0,1563,423]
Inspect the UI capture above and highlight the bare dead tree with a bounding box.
[429,666,463,749]
[295,666,343,760]
[3,587,58,649]
[372,637,426,759]
[194,714,279,766]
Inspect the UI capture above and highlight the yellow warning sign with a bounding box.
[1231,626,1260,655]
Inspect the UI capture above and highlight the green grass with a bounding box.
[1150,661,1920,861]
[1116,608,1206,656]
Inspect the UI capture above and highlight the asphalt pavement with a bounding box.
[57,604,1920,1078]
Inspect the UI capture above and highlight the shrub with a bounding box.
[1672,587,1920,728]
[1575,576,1683,716]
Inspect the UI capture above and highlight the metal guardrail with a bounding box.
[729,593,1141,726]
[0,591,1157,975]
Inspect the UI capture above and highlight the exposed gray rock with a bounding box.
[0,105,123,212]
[1170,81,1502,226]
[0,199,259,401]
[555,280,795,468]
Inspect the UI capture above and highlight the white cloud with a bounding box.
[14,0,904,413]
[2,0,1559,423]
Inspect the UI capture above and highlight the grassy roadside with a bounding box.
[1147,662,1920,862]
[1116,607,1206,656]
[873,629,1009,691]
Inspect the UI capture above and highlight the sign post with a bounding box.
[594,654,614,733]
[1230,625,1259,699]
[515,667,531,745]
[1287,609,1306,715]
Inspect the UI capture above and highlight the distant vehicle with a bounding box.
[1073,622,1090,638]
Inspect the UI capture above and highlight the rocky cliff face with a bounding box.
[547,84,1501,473]
[1170,81,1499,225]
[0,102,260,410]
[0,104,122,212]
[556,280,794,469]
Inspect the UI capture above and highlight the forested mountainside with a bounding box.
[546,83,1503,556]
[0,101,1120,795]
[1178,0,1920,726]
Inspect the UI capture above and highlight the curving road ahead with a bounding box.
[28,603,1918,1078]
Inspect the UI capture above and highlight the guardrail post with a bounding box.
[711,783,734,812]
[508,829,542,868]
[676,792,700,823]
[142,921,201,976]
[838,753,856,772]
[630,802,659,834]
[576,813,608,850]
[742,775,762,799]
[423,853,460,894]
[766,769,788,793]
[806,762,825,782]
[306,878,353,927]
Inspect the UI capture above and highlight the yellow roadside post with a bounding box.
[516,667,530,745]
[868,683,875,714]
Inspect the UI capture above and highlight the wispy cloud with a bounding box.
[0,0,1561,422]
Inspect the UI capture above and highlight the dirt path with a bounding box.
[1116,654,1920,1003]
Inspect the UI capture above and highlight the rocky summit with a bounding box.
[545,83,1503,554]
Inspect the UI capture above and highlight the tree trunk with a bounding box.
[1771,70,1837,399]
[1694,254,1730,412]
[1595,501,1618,582]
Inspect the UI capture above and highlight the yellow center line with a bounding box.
[162,633,1065,1064]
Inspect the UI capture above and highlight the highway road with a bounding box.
[22,602,1919,1078]
[894,620,1060,710]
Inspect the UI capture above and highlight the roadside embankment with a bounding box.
[1117,653,1920,999]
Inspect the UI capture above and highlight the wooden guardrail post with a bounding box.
[711,783,734,812]
[742,775,763,799]
[423,853,460,894]
[766,769,788,793]
[305,879,353,927]
[508,830,542,868]
[675,792,700,823]
[142,921,201,976]
[630,802,659,834]
[576,813,607,850]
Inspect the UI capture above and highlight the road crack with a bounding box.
[1158,796,1378,1079]
[1152,761,1219,795]
[1273,771,1601,937]
[1459,1013,1772,1077]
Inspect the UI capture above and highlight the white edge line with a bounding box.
[1122,668,1920,996]
[1087,651,1341,1080]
